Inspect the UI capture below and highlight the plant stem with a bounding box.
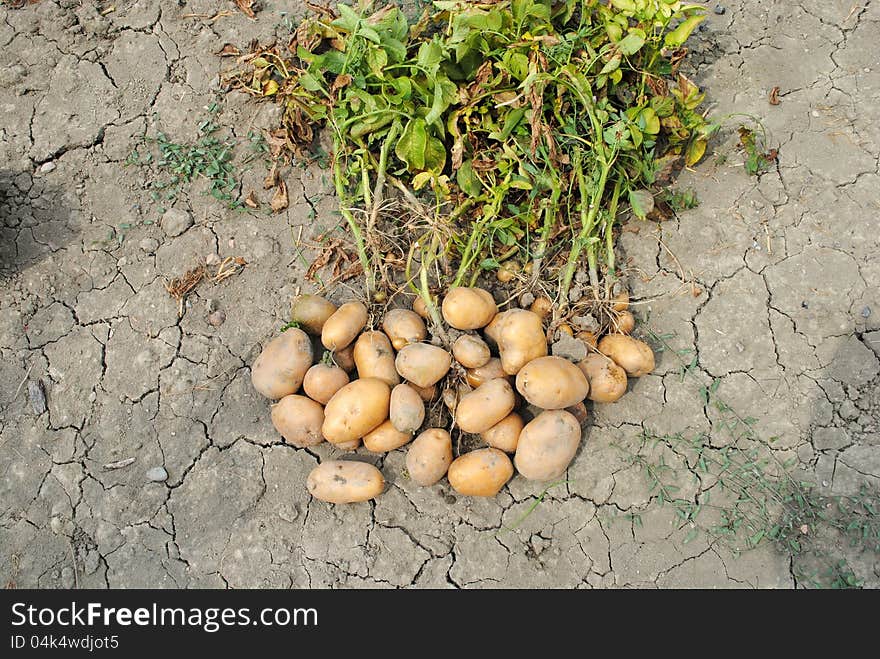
[332,150,373,297]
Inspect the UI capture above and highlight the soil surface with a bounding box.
[1,1,878,588]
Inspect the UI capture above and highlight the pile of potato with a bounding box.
[251,287,655,504]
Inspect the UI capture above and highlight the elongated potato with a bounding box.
[354,331,400,386]
[395,343,451,388]
[598,335,655,377]
[331,343,356,372]
[515,356,589,409]
[456,378,516,434]
[322,378,391,444]
[290,294,337,335]
[481,412,523,453]
[390,383,425,433]
[406,428,452,486]
[514,410,581,481]
[363,419,412,453]
[448,448,513,497]
[321,301,368,351]
[408,381,437,402]
[271,395,325,447]
[498,309,547,375]
[441,287,497,330]
[302,363,350,404]
[382,309,427,350]
[465,357,509,388]
[307,460,384,503]
[578,354,627,403]
[452,334,491,369]
[251,328,313,399]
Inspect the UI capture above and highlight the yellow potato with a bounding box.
[514,410,582,481]
[455,378,516,434]
[577,354,628,403]
[307,460,384,503]
[447,448,513,497]
[271,395,325,447]
[529,296,552,319]
[612,291,630,312]
[481,412,523,453]
[442,382,472,413]
[322,378,391,444]
[335,438,361,451]
[405,428,452,486]
[251,328,314,399]
[577,330,598,349]
[321,301,368,351]
[465,357,509,389]
[441,287,497,330]
[363,419,412,453]
[515,356,589,409]
[382,309,427,350]
[498,309,547,375]
[482,310,510,350]
[302,363,350,404]
[408,381,437,402]
[616,310,635,335]
[412,295,431,320]
[331,343,356,372]
[395,343,451,388]
[390,383,425,433]
[598,334,655,377]
[452,334,491,369]
[354,331,400,387]
[290,294,337,335]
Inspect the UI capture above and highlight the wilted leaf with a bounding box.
[685,137,707,167]
[270,179,288,212]
[628,189,654,219]
[233,0,258,20]
[245,191,260,208]
[217,44,241,57]
[769,85,780,105]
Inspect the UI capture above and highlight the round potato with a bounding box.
[481,412,523,453]
[271,395,324,447]
[412,295,431,320]
[354,331,400,387]
[577,330,598,349]
[515,356,589,409]
[465,357,509,389]
[302,362,350,404]
[441,287,497,330]
[452,334,491,369]
[514,410,582,481]
[307,460,384,503]
[321,301,368,351]
[578,354,628,403]
[390,383,425,433]
[382,309,427,350]
[395,343,451,388]
[251,328,313,399]
[529,296,552,319]
[456,378,516,434]
[498,309,547,375]
[616,310,635,335]
[322,378,391,444]
[363,420,412,453]
[406,428,453,486]
[598,334,655,377]
[448,448,514,497]
[612,291,630,312]
[331,343,356,372]
[408,381,437,402]
[290,294,337,335]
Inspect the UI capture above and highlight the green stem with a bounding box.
[332,150,373,297]
[603,178,622,296]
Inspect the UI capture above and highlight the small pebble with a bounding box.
[39,161,57,174]
[519,292,535,308]
[146,466,168,482]
[160,208,193,237]
[205,298,219,313]
[861,306,871,318]
[207,310,226,327]
[714,4,726,15]
[28,380,47,415]
[139,237,159,254]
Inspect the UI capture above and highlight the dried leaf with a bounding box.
[217,43,241,57]
[769,86,780,105]
[263,162,279,189]
[103,458,136,471]
[244,190,260,208]
[270,179,289,213]
[233,0,257,19]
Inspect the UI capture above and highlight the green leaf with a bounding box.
[685,137,707,166]
[503,51,530,82]
[332,4,361,32]
[640,107,660,134]
[366,47,388,77]
[457,159,482,197]
[425,76,458,127]
[629,189,654,219]
[665,15,706,48]
[417,40,444,75]
[618,33,645,56]
[599,54,621,76]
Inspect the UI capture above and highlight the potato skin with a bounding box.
[481,413,523,453]
[290,294,337,335]
[482,310,511,349]
[577,354,628,403]
[514,410,582,481]
[515,356,590,409]
[498,309,547,375]
[455,378,516,434]
[363,419,412,453]
[408,382,437,402]
[441,287,498,330]
[412,296,431,320]
[529,296,552,319]
[465,357,509,388]
[271,395,325,447]
[566,401,589,426]
[390,383,425,433]
[331,343,356,372]
[335,438,361,451]
[382,309,427,350]
[598,335,655,377]
[616,310,635,335]
[354,331,400,387]
[321,301,368,351]
[448,448,514,497]
[406,428,453,486]
[452,334,491,369]
[251,328,314,399]
[577,330,598,350]
[394,343,452,388]
[612,291,630,312]
[302,363,350,404]
[322,378,391,444]
[307,460,384,503]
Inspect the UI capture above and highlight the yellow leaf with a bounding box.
[685,138,707,167]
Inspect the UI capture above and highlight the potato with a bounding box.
[395,343,451,388]
[321,301,368,351]
[331,343,356,372]
[455,378,516,434]
[442,382,472,413]
[498,309,547,375]
[271,395,324,447]
[290,294,337,335]
[363,420,412,453]
[515,356,589,409]
[409,381,437,402]
[251,328,314,399]
[496,261,520,283]
[441,287,498,330]
[382,309,427,350]
[612,291,630,311]
[447,448,513,497]
[405,428,452,486]
[482,310,510,349]
[390,383,425,433]
[529,296,552,319]
[514,410,582,481]
[616,310,635,335]
[452,334,491,369]
[598,334,655,377]
[481,412,523,453]
[566,401,589,426]
[322,378,391,444]
[556,323,574,337]
[335,438,361,451]
[307,460,384,503]
[465,357,508,388]
[577,330,598,350]
[354,331,400,386]
[302,363,349,404]
[412,295,432,320]
[578,354,628,403]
